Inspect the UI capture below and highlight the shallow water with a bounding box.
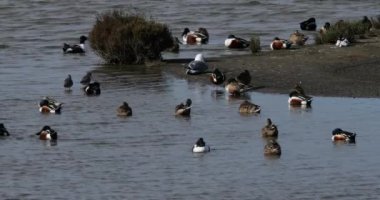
[1,1,380,199]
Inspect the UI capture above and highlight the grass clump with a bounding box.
[315,17,372,44]
[89,10,175,65]
[250,35,261,53]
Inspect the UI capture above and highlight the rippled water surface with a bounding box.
[1,1,380,199]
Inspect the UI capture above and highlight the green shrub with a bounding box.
[89,10,175,64]
[371,15,380,29]
[250,35,261,53]
[315,18,372,44]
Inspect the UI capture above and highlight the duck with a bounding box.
[335,37,349,47]
[331,128,356,143]
[225,78,246,96]
[185,53,209,75]
[62,35,88,53]
[236,70,251,86]
[80,72,92,86]
[36,125,58,141]
[261,118,278,138]
[182,27,209,45]
[319,22,331,34]
[117,102,133,117]
[264,139,281,156]
[300,17,317,31]
[288,82,312,106]
[64,74,73,90]
[289,30,308,46]
[175,98,192,116]
[39,97,63,114]
[224,35,250,49]
[239,100,261,114]
[209,68,226,85]
[84,81,101,96]
[192,138,210,153]
[270,37,291,50]
[0,123,10,136]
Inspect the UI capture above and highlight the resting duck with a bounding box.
[270,37,291,50]
[225,78,250,96]
[192,138,210,153]
[210,68,226,85]
[175,98,192,116]
[288,82,312,106]
[332,128,356,143]
[64,74,73,90]
[182,27,209,45]
[36,125,58,141]
[39,97,62,114]
[261,118,278,138]
[117,102,133,117]
[80,72,92,86]
[319,22,331,34]
[63,35,88,53]
[336,37,349,47]
[300,17,317,31]
[185,53,209,75]
[0,123,10,136]
[224,35,250,49]
[84,82,101,96]
[237,70,251,86]
[289,30,308,46]
[239,100,261,114]
[264,139,281,156]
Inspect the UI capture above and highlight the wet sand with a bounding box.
[163,34,380,98]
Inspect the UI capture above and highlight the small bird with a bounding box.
[264,139,281,156]
[63,35,88,54]
[117,102,133,117]
[239,100,261,114]
[210,68,226,85]
[236,70,251,86]
[261,118,278,138]
[64,74,73,90]
[0,123,10,136]
[224,34,250,49]
[84,81,101,96]
[80,72,92,86]
[175,99,192,116]
[36,126,58,141]
[192,137,211,153]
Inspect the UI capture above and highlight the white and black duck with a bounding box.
[192,138,211,153]
[63,35,88,53]
[39,97,62,114]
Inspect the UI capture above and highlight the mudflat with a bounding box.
[163,34,380,98]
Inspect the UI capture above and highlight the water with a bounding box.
[1,1,380,199]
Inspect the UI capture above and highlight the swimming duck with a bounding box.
[84,81,101,96]
[63,35,88,54]
[319,22,331,34]
[335,37,349,47]
[185,53,209,75]
[0,123,10,136]
[300,17,317,31]
[270,37,291,50]
[39,97,62,114]
[288,82,312,106]
[36,125,58,141]
[182,27,209,45]
[64,74,73,90]
[80,72,92,86]
[239,100,261,114]
[192,137,210,153]
[264,139,281,156]
[117,102,133,117]
[332,128,356,143]
[236,70,251,86]
[289,30,308,46]
[224,35,250,49]
[210,68,226,85]
[175,98,192,116]
[261,118,278,138]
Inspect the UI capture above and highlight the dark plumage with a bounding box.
[84,82,101,96]
[300,17,317,31]
[80,72,92,86]
[175,98,192,116]
[210,68,226,85]
[237,70,251,86]
[64,74,73,90]
[36,125,58,141]
[264,139,281,156]
[63,35,87,53]
[262,118,278,138]
[117,102,133,116]
[332,128,356,143]
[224,35,250,49]
[0,123,10,136]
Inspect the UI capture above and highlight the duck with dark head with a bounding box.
[175,99,192,116]
[63,35,88,54]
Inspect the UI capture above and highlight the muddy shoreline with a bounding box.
[162,35,380,98]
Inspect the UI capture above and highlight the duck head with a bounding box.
[196,138,206,147]
[185,98,192,107]
[80,35,88,44]
[182,28,190,36]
